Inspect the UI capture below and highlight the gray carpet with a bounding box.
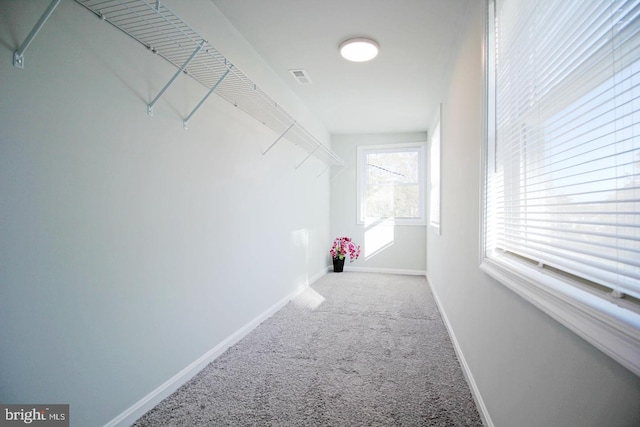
[134,272,483,426]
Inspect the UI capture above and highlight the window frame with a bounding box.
[429,105,442,234]
[356,142,426,226]
[481,0,640,377]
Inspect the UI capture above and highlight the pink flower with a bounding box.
[329,236,361,262]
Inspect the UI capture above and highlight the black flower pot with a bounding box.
[332,257,345,272]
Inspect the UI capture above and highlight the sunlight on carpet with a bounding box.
[292,287,325,311]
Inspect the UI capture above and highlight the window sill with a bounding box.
[358,218,426,226]
[429,222,441,235]
[480,253,640,377]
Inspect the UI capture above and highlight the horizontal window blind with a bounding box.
[488,0,640,298]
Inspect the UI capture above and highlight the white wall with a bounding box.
[0,1,332,425]
[427,1,640,426]
[330,133,427,274]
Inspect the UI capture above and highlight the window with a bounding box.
[429,106,442,232]
[357,143,426,225]
[483,0,640,375]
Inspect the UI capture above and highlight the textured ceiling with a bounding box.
[211,0,472,135]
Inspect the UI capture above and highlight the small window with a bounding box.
[429,106,442,233]
[357,143,426,225]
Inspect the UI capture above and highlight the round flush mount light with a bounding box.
[339,37,379,62]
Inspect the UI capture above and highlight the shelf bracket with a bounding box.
[316,165,330,177]
[148,40,205,117]
[262,121,296,155]
[295,146,319,170]
[13,0,62,69]
[183,67,231,129]
[330,166,347,182]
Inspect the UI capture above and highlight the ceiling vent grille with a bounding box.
[289,69,312,85]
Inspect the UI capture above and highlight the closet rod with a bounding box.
[74,0,345,170]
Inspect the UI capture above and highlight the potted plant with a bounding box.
[329,236,361,272]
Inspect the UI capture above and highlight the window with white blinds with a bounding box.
[483,0,640,375]
[487,0,640,298]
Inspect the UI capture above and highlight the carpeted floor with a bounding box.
[133,272,483,426]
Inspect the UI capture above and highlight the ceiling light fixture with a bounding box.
[339,37,379,62]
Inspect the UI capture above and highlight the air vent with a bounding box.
[289,69,312,85]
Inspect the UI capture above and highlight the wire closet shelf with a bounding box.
[73,0,344,169]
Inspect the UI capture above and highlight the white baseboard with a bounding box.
[103,271,326,427]
[425,273,494,427]
[309,266,329,284]
[342,266,427,276]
